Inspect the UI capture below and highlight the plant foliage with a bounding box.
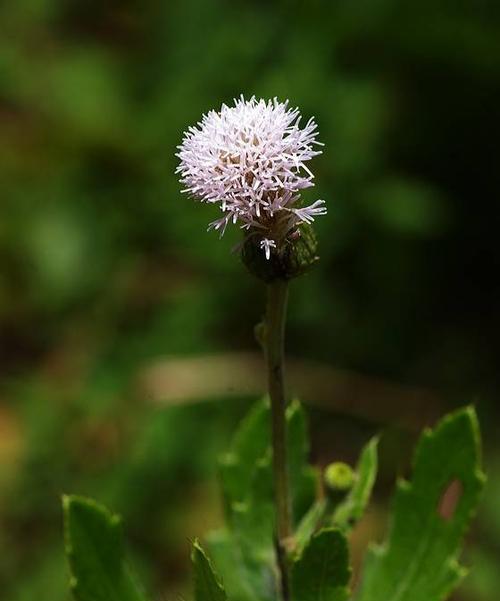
[63,495,146,601]
[63,404,484,601]
[355,407,485,601]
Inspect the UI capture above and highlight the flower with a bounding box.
[176,95,326,259]
[260,238,277,260]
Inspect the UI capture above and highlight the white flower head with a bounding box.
[176,95,326,259]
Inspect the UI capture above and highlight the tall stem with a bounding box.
[266,278,291,600]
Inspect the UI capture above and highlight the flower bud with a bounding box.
[324,462,355,492]
[241,223,319,282]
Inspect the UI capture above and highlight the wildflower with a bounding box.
[176,96,326,260]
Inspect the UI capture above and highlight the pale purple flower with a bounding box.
[291,200,327,225]
[260,238,277,260]
[176,95,326,259]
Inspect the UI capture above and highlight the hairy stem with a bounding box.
[266,278,291,601]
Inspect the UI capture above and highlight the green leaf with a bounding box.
[215,400,276,601]
[291,528,351,601]
[294,499,329,553]
[225,454,277,601]
[228,401,317,564]
[231,453,275,561]
[219,399,316,522]
[355,407,485,601]
[219,399,270,508]
[214,399,317,601]
[333,436,378,530]
[207,529,269,601]
[63,495,146,601]
[287,400,319,525]
[192,540,228,601]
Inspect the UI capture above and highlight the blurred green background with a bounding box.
[1,1,499,600]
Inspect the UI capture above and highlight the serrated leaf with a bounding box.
[334,436,378,530]
[291,528,351,601]
[355,407,485,601]
[229,402,317,560]
[192,540,228,601]
[220,399,316,522]
[215,399,317,601]
[63,495,146,601]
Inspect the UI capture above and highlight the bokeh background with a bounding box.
[1,1,499,600]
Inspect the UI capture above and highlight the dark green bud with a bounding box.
[241,224,319,282]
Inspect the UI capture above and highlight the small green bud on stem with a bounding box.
[324,462,356,492]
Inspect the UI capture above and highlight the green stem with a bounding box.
[266,278,291,601]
